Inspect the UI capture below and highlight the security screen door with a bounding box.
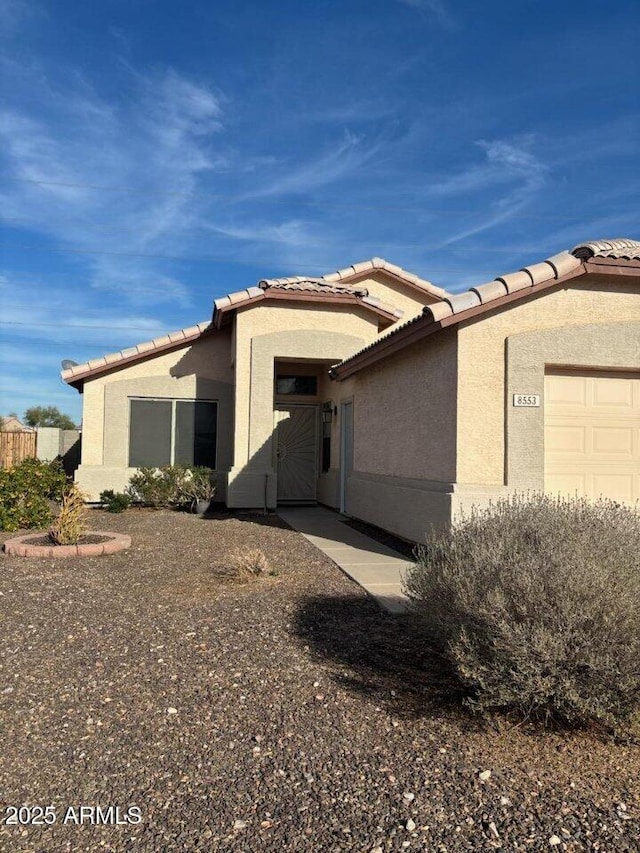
[275,405,318,503]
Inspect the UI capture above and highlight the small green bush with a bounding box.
[0,459,67,531]
[126,466,187,508]
[99,490,132,513]
[49,484,88,545]
[405,494,640,733]
[127,466,215,509]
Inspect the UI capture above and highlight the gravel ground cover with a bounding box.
[0,508,638,852]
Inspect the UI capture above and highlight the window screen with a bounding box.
[129,399,172,467]
[129,398,217,469]
[175,401,217,467]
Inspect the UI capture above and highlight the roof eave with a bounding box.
[61,326,211,390]
[332,264,590,380]
[584,257,640,278]
[214,289,401,326]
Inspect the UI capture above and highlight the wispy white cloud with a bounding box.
[295,101,396,125]
[0,0,43,37]
[0,58,391,297]
[430,137,549,248]
[0,270,168,347]
[397,0,455,29]
[429,136,547,198]
[239,130,384,200]
[0,64,225,305]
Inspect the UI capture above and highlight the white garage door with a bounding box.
[544,370,640,506]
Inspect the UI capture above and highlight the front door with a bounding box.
[275,405,319,503]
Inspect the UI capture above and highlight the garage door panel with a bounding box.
[545,374,587,407]
[592,377,634,409]
[545,472,587,496]
[545,424,586,455]
[592,426,633,455]
[592,474,634,504]
[544,371,640,506]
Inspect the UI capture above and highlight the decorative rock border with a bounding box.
[3,532,131,558]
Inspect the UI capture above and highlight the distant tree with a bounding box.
[24,406,77,430]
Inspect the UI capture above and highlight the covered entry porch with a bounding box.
[272,359,332,505]
[225,325,363,510]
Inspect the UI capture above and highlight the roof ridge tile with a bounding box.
[572,237,640,260]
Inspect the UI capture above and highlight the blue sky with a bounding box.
[1,0,638,424]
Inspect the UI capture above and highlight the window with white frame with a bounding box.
[128,398,218,468]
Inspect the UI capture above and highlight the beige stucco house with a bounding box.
[62,238,640,543]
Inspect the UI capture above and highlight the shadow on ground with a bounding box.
[293,594,470,721]
[197,507,293,530]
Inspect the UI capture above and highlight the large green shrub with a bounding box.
[0,459,68,532]
[405,494,640,733]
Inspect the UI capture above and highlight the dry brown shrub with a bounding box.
[405,493,640,734]
[228,547,270,579]
[49,484,88,545]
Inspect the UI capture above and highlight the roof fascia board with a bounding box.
[215,289,399,324]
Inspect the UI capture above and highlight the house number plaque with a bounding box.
[513,394,540,407]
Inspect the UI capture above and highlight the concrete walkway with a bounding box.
[277,506,413,614]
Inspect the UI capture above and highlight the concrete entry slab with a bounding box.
[277,506,412,614]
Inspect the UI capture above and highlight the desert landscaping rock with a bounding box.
[1,507,639,852]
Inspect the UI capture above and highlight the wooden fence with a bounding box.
[0,431,37,469]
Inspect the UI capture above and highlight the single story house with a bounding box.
[62,238,640,543]
[1,415,35,432]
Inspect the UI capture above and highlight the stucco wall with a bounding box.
[76,330,234,500]
[351,328,458,481]
[348,270,441,320]
[332,275,640,543]
[331,329,458,539]
[456,278,640,487]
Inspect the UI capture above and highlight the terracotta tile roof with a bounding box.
[258,257,447,299]
[332,238,640,378]
[212,256,448,326]
[571,238,640,261]
[258,276,368,296]
[65,253,433,386]
[322,257,447,298]
[213,273,406,326]
[61,321,212,386]
[213,287,404,327]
